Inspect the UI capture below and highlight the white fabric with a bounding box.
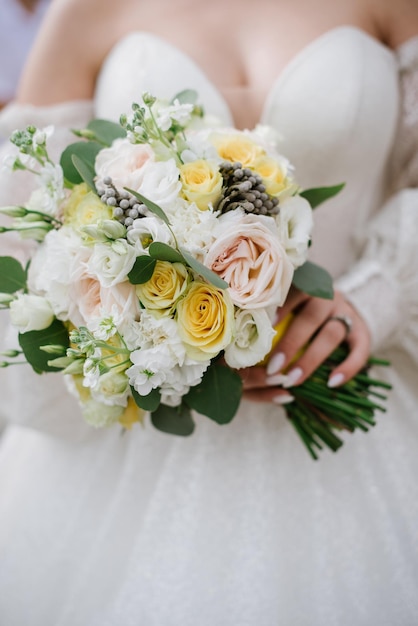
[1,26,418,626]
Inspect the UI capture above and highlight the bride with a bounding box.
[1,0,418,623]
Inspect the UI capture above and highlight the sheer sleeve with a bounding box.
[0,100,95,440]
[336,38,418,359]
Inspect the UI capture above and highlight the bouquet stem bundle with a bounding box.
[284,347,391,459]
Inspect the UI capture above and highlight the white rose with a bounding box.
[91,371,130,407]
[135,158,181,211]
[224,308,276,368]
[87,239,137,287]
[9,294,54,332]
[95,138,154,191]
[81,397,124,428]
[275,196,313,268]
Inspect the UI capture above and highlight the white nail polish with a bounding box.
[327,372,345,388]
[272,394,294,405]
[266,352,285,376]
[282,367,303,388]
[266,374,287,386]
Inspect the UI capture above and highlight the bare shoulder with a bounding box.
[371,0,418,48]
[17,0,135,105]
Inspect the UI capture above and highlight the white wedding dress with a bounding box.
[1,27,418,626]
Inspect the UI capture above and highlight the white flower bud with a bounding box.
[9,294,54,332]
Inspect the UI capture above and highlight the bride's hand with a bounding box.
[240,287,371,404]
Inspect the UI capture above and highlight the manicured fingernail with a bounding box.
[266,374,288,386]
[266,352,285,376]
[327,372,345,388]
[272,394,294,405]
[282,367,303,388]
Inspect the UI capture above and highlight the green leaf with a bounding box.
[0,257,26,293]
[127,255,156,284]
[60,141,101,185]
[184,364,242,424]
[300,183,345,209]
[18,319,70,374]
[71,154,97,191]
[86,119,126,145]
[148,242,185,264]
[179,248,228,289]
[131,386,161,412]
[124,189,171,225]
[171,89,198,105]
[292,261,334,299]
[151,402,195,436]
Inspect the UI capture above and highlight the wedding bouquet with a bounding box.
[0,91,390,458]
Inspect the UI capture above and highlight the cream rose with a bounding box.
[180,159,223,210]
[64,183,113,231]
[95,138,154,191]
[224,308,276,368]
[136,261,189,315]
[211,132,265,167]
[176,282,235,361]
[205,212,294,308]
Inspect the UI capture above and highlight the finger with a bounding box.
[243,387,294,405]
[275,287,308,321]
[327,327,371,387]
[267,297,333,376]
[239,366,270,390]
[281,316,350,387]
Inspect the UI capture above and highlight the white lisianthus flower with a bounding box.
[127,216,174,254]
[87,239,137,287]
[224,308,276,368]
[90,371,130,407]
[275,195,314,268]
[95,138,154,191]
[9,294,54,332]
[81,397,125,428]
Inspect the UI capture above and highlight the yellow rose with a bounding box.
[136,261,189,315]
[252,156,298,198]
[64,183,113,231]
[118,396,145,429]
[176,282,235,360]
[211,133,265,167]
[180,160,223,210]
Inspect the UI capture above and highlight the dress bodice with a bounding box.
[95,27,400,277]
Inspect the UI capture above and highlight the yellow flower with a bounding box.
[252,156,297,198]
[64,183,113,231]
[118,396,145,429]
[176,282,235,360]
[180,159,223,210]
[258,313,304,367]
[136,261,189,315]
[212,133,265,167]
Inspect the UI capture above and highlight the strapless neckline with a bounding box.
[97,25,397,128]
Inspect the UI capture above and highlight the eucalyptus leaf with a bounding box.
[292,261,334,299]
[0,257,26,293]
[180,248,228,289]
[71,154,97,191]
[300,183,345,209]
[127,255,157,284]
[184,364,242,424]
[131,386,161,412]
[171,89,198,105]
[18,319,70,374]
[151,402,195,436]
[124,189,171,225]
[60,141,101,185]
[86,119,126,145]
[148,242,185,264]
